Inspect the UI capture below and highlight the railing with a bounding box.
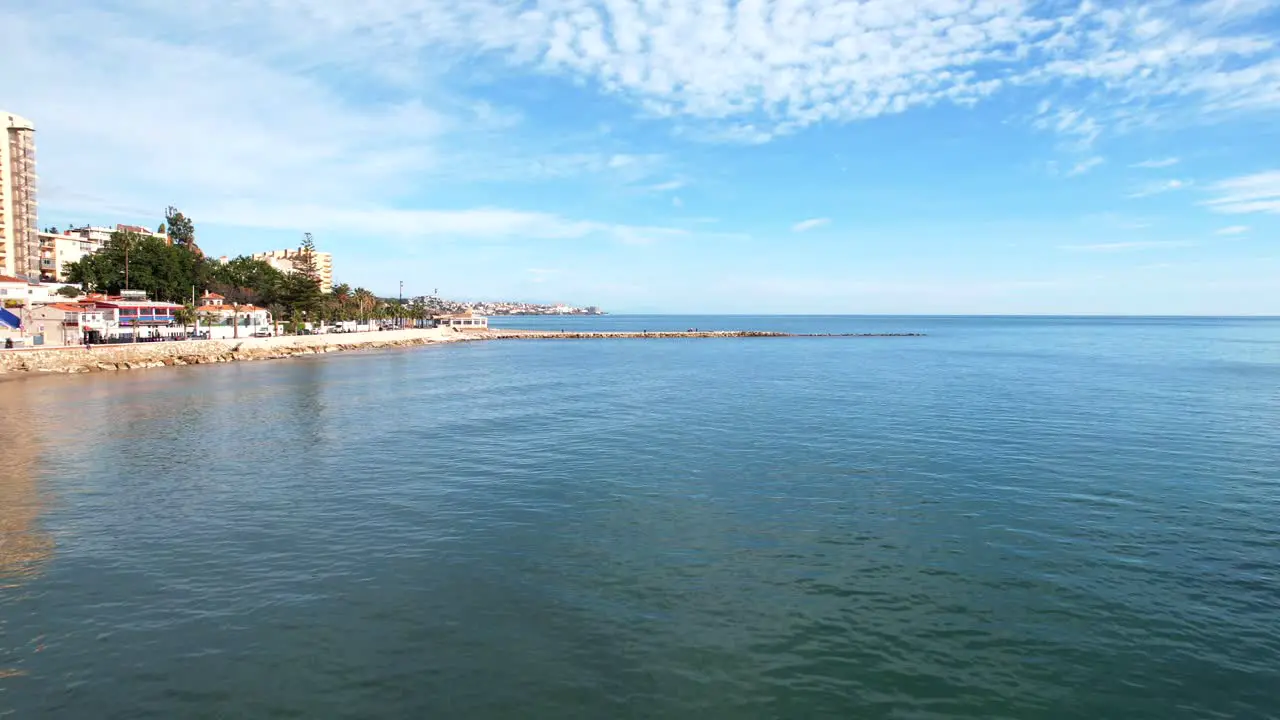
[117,316,176,325]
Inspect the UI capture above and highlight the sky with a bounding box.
[2,0,1278,314]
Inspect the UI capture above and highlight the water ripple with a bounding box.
[2,318,1280,718]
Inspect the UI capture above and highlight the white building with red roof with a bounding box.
[196,291,274,338]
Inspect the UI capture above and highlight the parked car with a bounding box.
[252,328,272,338]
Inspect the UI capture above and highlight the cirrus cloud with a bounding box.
[1204,171,1280,214]
[792,218,831,233]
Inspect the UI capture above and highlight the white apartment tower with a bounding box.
[1,111,38,278]
[252,248,334,293]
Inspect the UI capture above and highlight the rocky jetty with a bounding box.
[475,330,926,339]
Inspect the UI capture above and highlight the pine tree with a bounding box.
[294,233,320,282]
[279,233,322,324]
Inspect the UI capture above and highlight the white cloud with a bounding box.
[671,196,683,208]
[1034,106,1103,151]
[479,152,665,183]
[1204,171,1280,214]
[1129,179,1193,198]
[1215,225,1251,235]
[1132,158,1181,169]
[1067,156,1106,177]
[791,218,831,233]
[44,0,1279,144]
[1060,240,1197,252]
[5,0,1279,262]
[647,179,687,192]
[199,201,700,247]
[1194,0,1280,22]
[0,3,688,249]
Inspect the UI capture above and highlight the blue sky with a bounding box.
[3,0,1278,313]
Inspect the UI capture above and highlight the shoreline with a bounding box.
[0,328,925,381]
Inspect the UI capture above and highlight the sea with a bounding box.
[2,315,1278,719]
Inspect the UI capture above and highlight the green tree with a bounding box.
[164,206,197,251]
[325,283,353,322]
[55,285,81,298]
[64,229,211,302]
[294,233,320,282]
[352,287,376,323]
[174,304,196,335]
[209,256,285,303]
[409,297,427,328]
[268,233,324,329]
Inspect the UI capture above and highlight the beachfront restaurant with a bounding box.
[93,298,183,340]
[434,311,488,329]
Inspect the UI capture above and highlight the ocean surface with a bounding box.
[2,315,1279,719]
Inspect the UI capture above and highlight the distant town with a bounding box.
[1,108,603,350]
[413,297,605,316]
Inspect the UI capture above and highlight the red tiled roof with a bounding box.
[0,275,30,284]
[197,304,266,313]
[93,299,183,309]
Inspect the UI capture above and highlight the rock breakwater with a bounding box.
[475,330,926,339]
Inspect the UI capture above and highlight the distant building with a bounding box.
[114,223,169,243]
[37,231,98,282]
[1,111,38,278]
[434,311,488,330]
[252,248,333,293]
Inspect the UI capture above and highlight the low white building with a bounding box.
[196,292,274,339]
[0,274,37,305]
[434,311,488,329]
[27,302,109,345]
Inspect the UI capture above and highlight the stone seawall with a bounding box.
[0,328,924,379]
[0,328,457,378]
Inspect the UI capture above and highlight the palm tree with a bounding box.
[352,288,376,325]
[326,283,352,323]
[174,304,196,337]
[409,298,427,328]
[197,309,215,337]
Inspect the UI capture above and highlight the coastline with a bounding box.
[0,328,924,380]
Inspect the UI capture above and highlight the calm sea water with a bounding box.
[2,316,1279,719]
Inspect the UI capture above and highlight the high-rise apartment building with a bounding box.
[252,248,334,293]
[1,112,39,279]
